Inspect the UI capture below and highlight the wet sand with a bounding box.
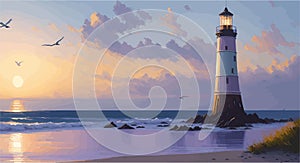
[86,150,299,162]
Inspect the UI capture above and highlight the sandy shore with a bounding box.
[84,150,299,162]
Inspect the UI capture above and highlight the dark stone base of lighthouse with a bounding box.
[210,94,261,128]
[186,94,293,128]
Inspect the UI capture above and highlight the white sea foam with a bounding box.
[0,122,88,133]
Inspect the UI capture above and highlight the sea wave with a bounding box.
[0,110,292,134]
[0,122,88,133]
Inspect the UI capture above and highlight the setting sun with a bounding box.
[12,75,24,88]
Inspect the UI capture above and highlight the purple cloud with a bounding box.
[113,1,132,15]
[109,38,161,56]
[109,41,134,55]
[80,12,110,41]
[80,1,151,46]
[166,39,199,60]
[239,55,300,109]
[161,9,188,37]
[130,73,180,98]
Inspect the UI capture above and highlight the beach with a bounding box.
[88,150,299,162]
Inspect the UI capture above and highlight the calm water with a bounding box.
[0,110,299,161]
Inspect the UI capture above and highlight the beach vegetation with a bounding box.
[248,119,300,154]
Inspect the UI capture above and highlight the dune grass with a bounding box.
[248,119,300,154]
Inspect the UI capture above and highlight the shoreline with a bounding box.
[83,150,299,162]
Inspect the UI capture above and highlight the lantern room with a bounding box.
[219,7,233,26]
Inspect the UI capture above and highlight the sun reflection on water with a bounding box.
[8,133,24,163]
[10,100,25,112]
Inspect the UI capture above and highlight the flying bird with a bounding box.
[0,19,12,28]
[179,96,189,100]
[42,36,64,47]
[15,61,22,67]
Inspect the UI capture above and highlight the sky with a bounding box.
[0,1,299,111]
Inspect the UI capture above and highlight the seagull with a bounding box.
[42,36,64,47]
[15,61,22,67]
[179,96,189,100]
[0,19,12,28]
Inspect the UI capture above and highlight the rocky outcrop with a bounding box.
[245,113,265,124]
[186,114,206,124]
[118,124,135,129]
[208,94,293,128]
[170,125,202,131]
[157,121,170,127]
[192,126,202,131]
[187,111,293,128]
[157,124,170,127]
[104,122,117,128]
[170,125,179,131]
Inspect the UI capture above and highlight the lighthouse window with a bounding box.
[225,46,228,50]
[234,56,236,62]
[232,68,234,74]
[226,77,229,84]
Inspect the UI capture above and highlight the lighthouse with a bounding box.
[212,7,246,123]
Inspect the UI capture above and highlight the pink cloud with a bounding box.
[244,24,298,57]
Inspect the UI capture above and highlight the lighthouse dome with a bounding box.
[219,7,233,16]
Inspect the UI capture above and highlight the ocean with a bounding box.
[0,110,299,161]
[0,110,298,133]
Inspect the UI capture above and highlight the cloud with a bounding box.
[166,38,214,79]
[109,38,161,56]
[80,2,151,46]
[161,7,187,37]
[184,5,191,11]
[80,12,110,40]
[136,38,160,48]
[109,41,134,55]
[67,25,79,33]
[90,12,109,27]
[265,55,298,73]
[48,23,59,32]
[129,70,179,98]
[166,38,215,61]
[108,37,213,78]
[128,67,212,109]
[113,1,132,15]
[244,24,299,57]
[239,55,300,109]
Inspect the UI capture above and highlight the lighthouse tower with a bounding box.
[212,7,245,119]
